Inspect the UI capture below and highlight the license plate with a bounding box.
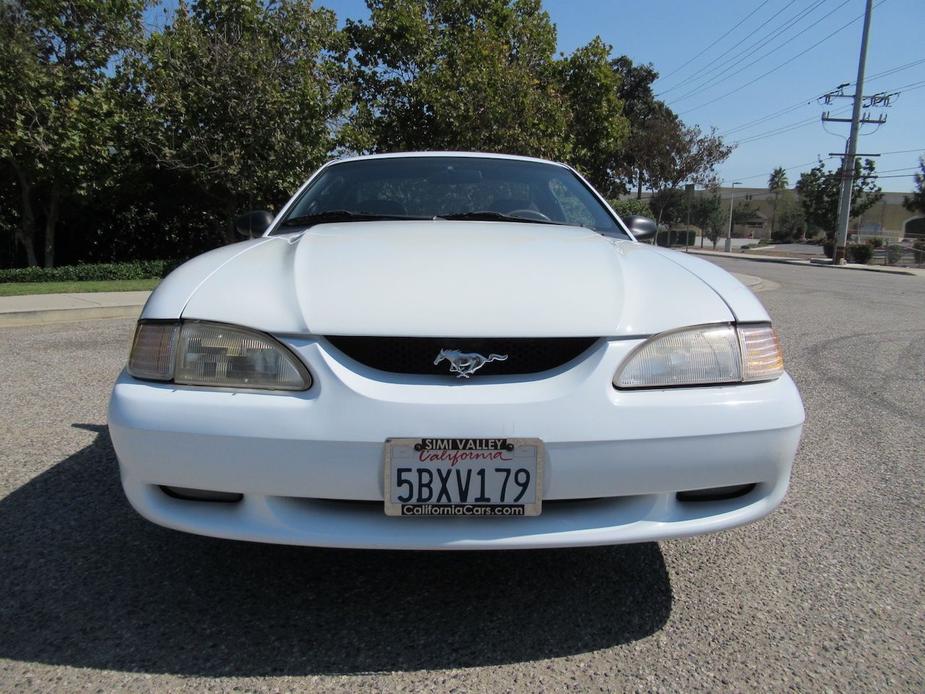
[384,438,543,517]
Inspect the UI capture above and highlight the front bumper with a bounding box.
[109,337,805,550]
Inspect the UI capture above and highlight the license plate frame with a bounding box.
[384,437,544,517]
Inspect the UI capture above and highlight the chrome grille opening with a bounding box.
[324,336,599,376]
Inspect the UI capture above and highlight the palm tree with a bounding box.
[768,167,789,241]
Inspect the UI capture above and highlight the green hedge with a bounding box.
[610,198,652,218]
[656,229,697,247]
[0,260,177,284]
[848,244,872,264]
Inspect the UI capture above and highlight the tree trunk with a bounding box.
[222,199,238,245]
[769,192,778,241]
[43,184,61,268]
[10,159,39,267]
[636,169,643,199]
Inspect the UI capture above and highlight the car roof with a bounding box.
[326,151,572,169]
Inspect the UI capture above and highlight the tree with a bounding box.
[346,0,570,160]
[767,166,788,239]
[609,56,671,198]
[904,157,925,214]
[609,197,651,218]
[123,0,348,244]
[558,37,629,197]
[731,200,762,238]
[773,191,805,241]
[0,0,147,266]
[647,187,686,226]
[796,158,882,239]
[641,123,733,226]
[646,124,733,193]
[689,188,726,248]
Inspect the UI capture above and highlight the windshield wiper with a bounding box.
[279,210,430,228]
[440,211,564,225]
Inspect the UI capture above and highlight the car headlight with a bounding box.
[614,324,783,389]
[127,320,311,391]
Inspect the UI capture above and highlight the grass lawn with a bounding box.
[0,278,160,297]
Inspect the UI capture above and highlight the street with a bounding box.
[0,257,922,691]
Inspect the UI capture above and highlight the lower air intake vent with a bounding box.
[325,336,598,376]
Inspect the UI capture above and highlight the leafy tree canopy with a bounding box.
[0,0,148,266]
[645,123,733,193]
[768,166,788,193]
[558,36,629,197]
[122,0,348,243]
[346,0,571,160]
[796,158,882,238]
[904,157,925,215]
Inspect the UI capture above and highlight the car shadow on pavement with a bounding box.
[0,425,672,676]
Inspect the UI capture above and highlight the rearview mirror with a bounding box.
[623,215,657,241]
[234,210,274,238]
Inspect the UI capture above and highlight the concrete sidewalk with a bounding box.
[0,291,149,327]
[686,248,925,277]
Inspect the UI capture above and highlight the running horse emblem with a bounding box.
[433,349,509,378]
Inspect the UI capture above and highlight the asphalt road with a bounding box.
[0,258,922,692]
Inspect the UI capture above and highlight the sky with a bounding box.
[315,0,925,192]
[147,0,925,192]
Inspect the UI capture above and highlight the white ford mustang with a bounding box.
[109,152,804,550]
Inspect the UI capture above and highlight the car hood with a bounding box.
[162,221,737,337]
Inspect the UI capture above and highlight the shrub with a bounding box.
[655,229,696,247]
[823,240,834,258]
[866,237,884,248]
[0,260,177,284]
[848,244,872,264]
[609,198,652,218]
[886,245,904,265]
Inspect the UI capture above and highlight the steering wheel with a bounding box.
[508,209,552,222]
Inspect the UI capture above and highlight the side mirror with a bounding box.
[623,215,657,241]
[234,210,274,238]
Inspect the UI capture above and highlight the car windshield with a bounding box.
[275,156,625,236]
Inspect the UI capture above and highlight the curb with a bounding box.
[805,257,921,276]
[687,249,922,277]
[0,304,144,327]
[731,272,778,293]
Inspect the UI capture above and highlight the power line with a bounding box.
[662,0,819,100]
[878,147,925,155]
[679,1,886,116]
[733,107,850,145]
[875,165,921,173]
[718,57,925,138]
[734,156,838,182]
[671,0,849,105]
[656,0,802,96]
[654,0,773,85]
[866,57,925,81]
[729,152,922,187]
[720,100,813,136]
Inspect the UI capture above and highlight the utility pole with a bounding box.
[830,0,874,264]
[724,182,740,252]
